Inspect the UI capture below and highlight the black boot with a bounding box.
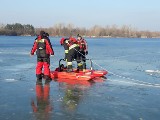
[67,65,73,72]
[67,68,73,72]
[77,62,83,71]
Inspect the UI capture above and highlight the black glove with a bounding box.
[85,51,88,55]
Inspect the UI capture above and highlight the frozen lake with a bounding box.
[0,36,160,120]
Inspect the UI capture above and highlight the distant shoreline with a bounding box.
[0,35,160,39]
[1,23,160,38]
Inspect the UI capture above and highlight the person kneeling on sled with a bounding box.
[30,31,54,85]
[66,37,81,72]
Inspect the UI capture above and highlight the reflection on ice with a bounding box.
[61,87,83,112]
[55,78,105,113]
[31,83,52,120]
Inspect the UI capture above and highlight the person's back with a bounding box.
[66,37,81,72]
[30,31,54,84]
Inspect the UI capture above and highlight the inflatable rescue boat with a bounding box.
[50,59,108,81]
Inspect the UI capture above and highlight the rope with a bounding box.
[107,79,160,88]
[73,47,160,88]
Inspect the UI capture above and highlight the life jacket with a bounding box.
[36,36,49,58]
[78,39,87,51]
[68,37,79,50]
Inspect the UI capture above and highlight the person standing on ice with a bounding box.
[30,31,54,84]
[77,34,88,71]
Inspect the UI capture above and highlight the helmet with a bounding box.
[40,31,45,36]
[69,37,77,42]
[77,34,82,40]
[45,33,49,37]
[60,38,65,45]
[39,30,46,38]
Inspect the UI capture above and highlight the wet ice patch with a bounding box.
[145,69,160,78]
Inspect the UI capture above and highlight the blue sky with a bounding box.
[0,0,160,31]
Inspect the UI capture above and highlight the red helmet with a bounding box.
[69,37,77,42]
[60,38,65,45]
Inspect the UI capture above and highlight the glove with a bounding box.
[85,51,88,55]
[30,52,34,57]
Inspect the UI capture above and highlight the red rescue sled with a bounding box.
[50,59,108,81]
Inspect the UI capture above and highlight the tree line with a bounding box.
[0,23,35,36]
[0,23,160,38]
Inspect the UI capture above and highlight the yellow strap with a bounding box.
[78,63,83,66]
[67,62,72,65]
[65,50,68,53]
[36,39,45,43]
[69,44,79,50]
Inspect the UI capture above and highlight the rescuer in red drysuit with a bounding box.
[77,34,88,70]
[30,31,54,84]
